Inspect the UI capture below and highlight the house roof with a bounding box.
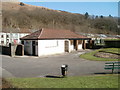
[20,28,90,40]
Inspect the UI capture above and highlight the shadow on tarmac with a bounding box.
[45,75,63,78]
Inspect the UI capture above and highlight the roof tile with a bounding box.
[21,28,89,40]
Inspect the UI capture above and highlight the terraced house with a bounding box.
[20,28,91,56]
[0,28,30,46]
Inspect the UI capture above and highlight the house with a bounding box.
[20,28,91,56]
[0,28,30,46]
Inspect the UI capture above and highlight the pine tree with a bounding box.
[85,12,89,19]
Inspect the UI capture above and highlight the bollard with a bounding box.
[61,64,68,77]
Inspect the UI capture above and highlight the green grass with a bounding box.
[80,48,120,61]
[99,48,120,54]
[7,75,119,88]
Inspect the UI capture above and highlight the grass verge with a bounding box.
[6,75,119,88]
[80,48,120,61]
[2,78,14,88]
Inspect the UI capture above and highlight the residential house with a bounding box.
[0,28,30,46]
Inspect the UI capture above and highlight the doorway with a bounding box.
[65,41,69,52]
[73,40,78,50]
[15,44,24,56]
[32,41,36,56]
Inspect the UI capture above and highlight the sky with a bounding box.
[23,2,118,17]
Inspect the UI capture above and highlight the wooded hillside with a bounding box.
[2,2,119,35]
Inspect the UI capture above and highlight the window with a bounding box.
[7,39,9,42]
[6,39,9,45]
[1,41,4,44]
[6,35,9,38]
[1,35,4,38]
[21,41,24,44]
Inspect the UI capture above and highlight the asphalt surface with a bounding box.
[1,49,115,78]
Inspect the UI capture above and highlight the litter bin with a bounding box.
[61,64,68,77]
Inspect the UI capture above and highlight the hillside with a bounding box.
[2,2,119,35]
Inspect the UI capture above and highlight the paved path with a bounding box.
[1,50,114,78]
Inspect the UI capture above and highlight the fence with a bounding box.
[104,40,120,48]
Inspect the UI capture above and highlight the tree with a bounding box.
[109,14,112,18]
[20,2,25,6]
[90,15,95,19]
[93,18,118,33]
[118,18,120,25]
[95,15,98,19]
[84,12,89,19]
[100,15,104,18]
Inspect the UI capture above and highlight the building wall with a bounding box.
[0,32,29,46]
[0,33,7,45]
[22,39,86,57]
[38,40,65,56]
[69,40,83,52]
[78,40,83,49]
[18,33,29,43]
[69,45,74,52]
[69,40,74,52]
[78,44,82,49]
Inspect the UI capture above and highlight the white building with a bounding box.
[0,28,30,46]
[20,28,91,56]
